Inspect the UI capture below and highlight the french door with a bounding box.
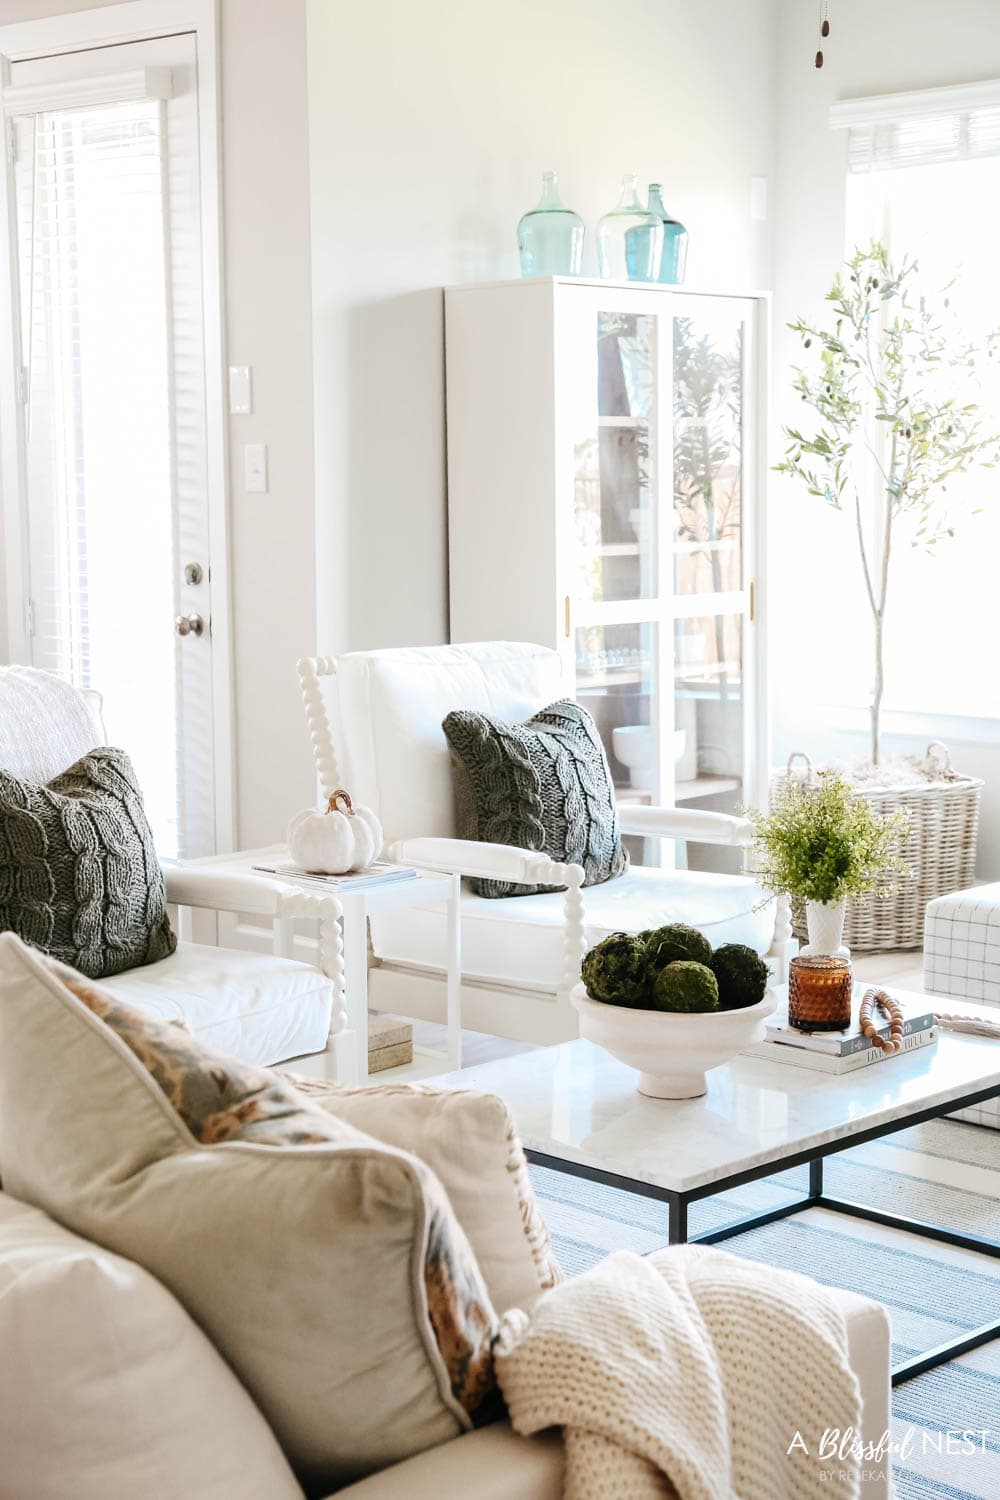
[0,22,225,859]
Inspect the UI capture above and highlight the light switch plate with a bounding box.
[750,176,768,223]
[229,364,252,414]
[244,443,268,493]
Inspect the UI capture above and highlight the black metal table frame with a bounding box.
[527,1077,1000,1386]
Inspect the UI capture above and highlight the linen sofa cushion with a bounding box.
[296,1077,563,1314]
[0,745,175,977]
[335,641,565,848]
[442,699,627,898]
[0,935,499,1495]
[0,1191,305,1500]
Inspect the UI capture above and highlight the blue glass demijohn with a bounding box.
[596,173,663,282]
[646,183,688,284]
[517,171,584,278]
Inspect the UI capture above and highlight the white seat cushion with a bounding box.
[0,664,104,781]
[100,942,332,1064]
[372,866,775,991]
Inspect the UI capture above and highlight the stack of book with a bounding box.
[251,860,417,893]
[748,993,938,1074]
[367,1014,414,1074]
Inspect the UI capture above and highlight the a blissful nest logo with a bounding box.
[788,1426,993,1480]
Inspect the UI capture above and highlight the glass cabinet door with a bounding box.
[567,290,759,873]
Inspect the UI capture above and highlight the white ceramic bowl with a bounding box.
[571,982,777,1099]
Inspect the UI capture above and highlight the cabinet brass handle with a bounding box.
[564,595,571,639]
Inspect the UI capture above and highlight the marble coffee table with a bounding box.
[443,994,1000,1386]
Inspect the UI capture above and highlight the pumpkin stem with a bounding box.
[328,789,355,816]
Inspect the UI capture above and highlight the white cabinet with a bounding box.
[445,277,770,873]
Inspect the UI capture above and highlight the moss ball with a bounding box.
[581,932,649,1007]
[652,960,720,1014]
[644,923,714,977]
[710,944,769,1011]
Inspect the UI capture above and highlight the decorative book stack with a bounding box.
[747,992,937,1074]
[367,1013,414,1074]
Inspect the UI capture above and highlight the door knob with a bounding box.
[175,613,205,637]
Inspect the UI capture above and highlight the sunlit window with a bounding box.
[845,149,1000,719]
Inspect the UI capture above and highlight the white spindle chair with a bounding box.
[0,665,351,1075]
[297,642,793,1045]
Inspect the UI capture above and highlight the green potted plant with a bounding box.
[748,775,909,956]
[774,241,998,949]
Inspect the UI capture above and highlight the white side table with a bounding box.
[187,845,462,1082]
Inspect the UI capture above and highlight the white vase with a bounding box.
[802,900,850,959]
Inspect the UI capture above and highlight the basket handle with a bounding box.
[785,750,816,784]
[924,741,953,776]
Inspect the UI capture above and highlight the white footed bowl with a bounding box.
[571,983,777,1099]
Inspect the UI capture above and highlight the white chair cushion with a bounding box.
[372,866,775,991]
[99,942,333,1065]
[0,664,105,782]
[0,1191,304,1500]
[336,642,564,848]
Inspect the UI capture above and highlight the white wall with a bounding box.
[219,0,317,846]
[0,0,317,849]
[771,0,1000,877]
[306,0,779,658]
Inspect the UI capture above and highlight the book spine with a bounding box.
[767,1012,935,1057]
[834,1028,938,1073]
[751,1028,938,1073]
[839,1014,935,1057]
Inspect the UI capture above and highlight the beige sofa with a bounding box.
[0,1182,891,1499]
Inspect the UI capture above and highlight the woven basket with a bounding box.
[772,744,984,953]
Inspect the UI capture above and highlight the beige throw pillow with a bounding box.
[292,1076,563,1314]
[0,935,499,1495]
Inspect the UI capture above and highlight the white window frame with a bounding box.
[830,78,1000,132]
[0,0,235,854]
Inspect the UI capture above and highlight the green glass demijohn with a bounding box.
[517,171,584,278]
[646,183,688,285]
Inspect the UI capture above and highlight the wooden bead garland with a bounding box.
[858,987,905,1052]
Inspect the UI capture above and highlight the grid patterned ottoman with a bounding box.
[924,882,1000,1128]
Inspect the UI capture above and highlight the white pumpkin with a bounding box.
[286,789,383,874]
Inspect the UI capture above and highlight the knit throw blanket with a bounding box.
[495,1246,862,1500]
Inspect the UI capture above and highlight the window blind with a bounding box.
[834,81,1000,173]
[14,99,172,689]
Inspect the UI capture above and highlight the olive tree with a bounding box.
[776,242,1000,763]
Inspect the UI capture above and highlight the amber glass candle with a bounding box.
[788,955,853,1031]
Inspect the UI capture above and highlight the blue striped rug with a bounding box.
[530,1119,1000,1499]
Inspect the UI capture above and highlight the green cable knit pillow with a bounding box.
[0,746,175,977]
[442,698,628,898]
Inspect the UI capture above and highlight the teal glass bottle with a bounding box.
[596,174,663,282]
[646,183,688,285]
[517,171,584,278]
